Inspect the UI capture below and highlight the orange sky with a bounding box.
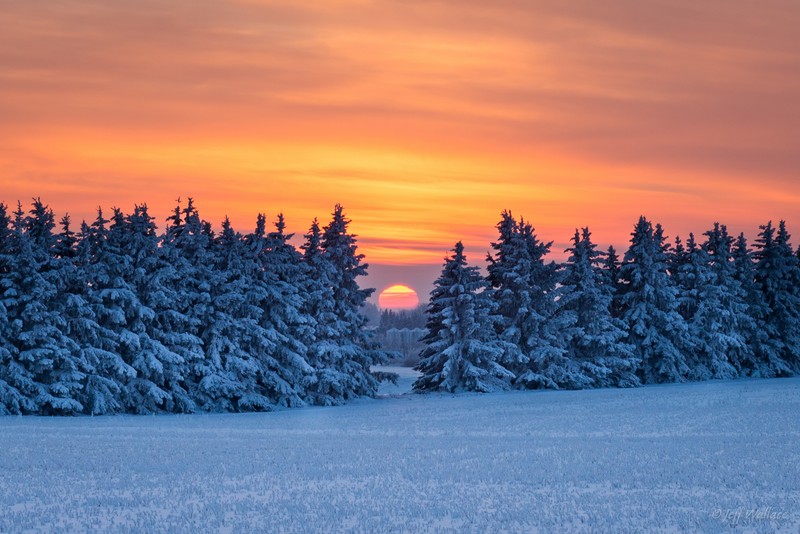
[2,1,799,300]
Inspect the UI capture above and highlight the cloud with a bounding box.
[1,0,798,265]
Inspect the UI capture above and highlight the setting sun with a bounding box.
[378,284,420,310]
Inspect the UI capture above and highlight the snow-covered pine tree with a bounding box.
[414,242,515,392]
[54,214,77,260]
[6,200,85,414]
[775,221,800,373]
[0,202,36,414]
[96,206,180,413]
[258,214,315,405]
[299,218,343,405]
[156,199,211,409]
[71,218,134,414]
[49,212,108,413]
[686,223,753,380]
[310,205,386,402]
[618,216,691,383]
[485,211,569,389]
[753,221,800,374]
[58,219,131,414]
[670,234,702,322]
[125,204,198,412]
[195,215,273,411]
[559,228,639,388]
[731,233,782,376]
[223,212,308,410]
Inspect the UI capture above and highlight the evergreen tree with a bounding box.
[686,224,752,379]
[60,219,131,414]
[753,221,800,374]
[559,228,639,388]
[308,205,387,403]
[54,214,77,260]
[158,198,211,410]
[0,203,36,414]
[299,218,339,404]
[485,211,569,389]
[731,233,776,376]
[671,234,702,321]
[126,204,197,412]
[196,216,273,411]
[6,200,84,414]
[414,242,515,392]
[105,207,177,413]
[618,216,690,383]
[259,214,315,405]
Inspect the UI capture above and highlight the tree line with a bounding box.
[0,199,390,415]
[414,212,800,392]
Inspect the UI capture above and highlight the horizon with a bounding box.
[3,197,792,307]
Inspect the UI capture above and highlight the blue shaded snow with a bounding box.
[1,377,798,532]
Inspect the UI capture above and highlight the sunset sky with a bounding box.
[2,0,799,303]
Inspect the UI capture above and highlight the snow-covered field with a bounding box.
[1,373,799,533]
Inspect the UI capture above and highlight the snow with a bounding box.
[374,364,421,396]
[1,377,799,532]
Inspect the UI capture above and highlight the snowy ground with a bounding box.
[375,364,421,396]
[1,375,799,533]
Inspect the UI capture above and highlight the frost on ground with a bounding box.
[1,376,798,533]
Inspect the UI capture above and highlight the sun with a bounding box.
[378,284,420,310]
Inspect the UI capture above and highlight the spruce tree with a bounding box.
[618,216,690,383]
[126,204,197,412]
[73,218,135,414]
[313,205,386,402]
[158,199,211,410]
[6,200,84,414]
[671,234,702,322]
[687,224,752,379]
[0,203,36,414]
[485,211,568,389]
[299,218,340,404]
[731,234,774,375]
[559,228,639,388]
[196,216,273,411]
[102,207,177,413]
[260,214,315,405]
[414,242,515,392]
[753,221,800,374]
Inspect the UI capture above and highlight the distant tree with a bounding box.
[559,228,639,388]
[378,306,426,332]
[618,217,690,383]
[414,242,515,392]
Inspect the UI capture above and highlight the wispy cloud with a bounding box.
[1,0,798,264]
